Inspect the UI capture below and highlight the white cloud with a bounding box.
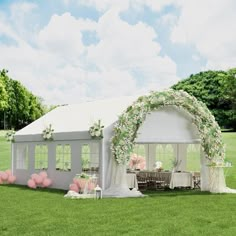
[78,0,130,11]
[0,2,179,105]
[38,13,97,62]
[9,2,38,41]
[10,1,37,14]
[140,0,176,12]
[192,54,200,62]
[87,8,161,69]
[171,0,236,70]
[90,69,137,98]
[158,13,178,28]
[87,8,178,90]
[62,0,71,6]
[77,0,179,15]
[79,0,175,12]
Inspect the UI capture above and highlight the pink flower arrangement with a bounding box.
[69,177,96,194]
[129,154,146,170]
[27,171,52,189]
[0,170,16,184]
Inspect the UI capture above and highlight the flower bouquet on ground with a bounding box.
[69,172,97,195]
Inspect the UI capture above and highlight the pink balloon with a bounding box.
[5,169,12,176]
[69,183,79,192]
[39,171,47,179]
[42,178,52,187]
[8,175,16,184]
[0,171,3,177]
[1,172,8,181]
[35,175,43,185]
[31,173,38,181]
[73,178,80,187]
[27,179,36,189]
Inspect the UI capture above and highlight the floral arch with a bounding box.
[111,90,225,165]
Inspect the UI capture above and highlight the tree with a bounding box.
[172,70,234,129]
[0,69,45,129]
[0,70,8,111]
[223,68,236,130]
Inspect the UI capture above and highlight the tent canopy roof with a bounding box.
[16,96,137,136]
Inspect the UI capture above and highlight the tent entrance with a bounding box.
[128,143,201,173]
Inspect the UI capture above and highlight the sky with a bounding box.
[0,0,235,105]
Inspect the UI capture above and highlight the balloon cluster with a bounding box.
[0,170,16,184]
[27,171,52,189]
[69,177,96,194]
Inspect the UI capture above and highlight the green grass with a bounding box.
[0,186,236,235]
[0,132,236,235]
[0,133,11,171]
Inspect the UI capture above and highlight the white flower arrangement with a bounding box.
[42,124,54,141]
[89,120,104,139]
[111,89,225,165]
[5,130,15,142]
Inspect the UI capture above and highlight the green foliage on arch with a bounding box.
[111,90,225,165]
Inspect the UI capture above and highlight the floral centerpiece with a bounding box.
[89,119,104,139]
[129,154,146,170]
[155,161,163,172]
[42,124,54,141]
[5,130,15,142]
[111,89,225,165]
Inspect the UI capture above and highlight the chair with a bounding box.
[161,172,171,188]
[137,173,148,191]
[193,172,201,189]
[149,172,165,190]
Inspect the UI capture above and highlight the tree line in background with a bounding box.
[172,68,236,130]
[0,69,46,130]
[0,67,236,131]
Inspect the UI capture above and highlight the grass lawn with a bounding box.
[0,131,11,171]
[0,132,236,235]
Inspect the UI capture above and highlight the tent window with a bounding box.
[56,144,71,171]
[35,144,48,170]
[129,144,146,170]
[81,144,90,170]
[186,144,200,171]
[156,144,175,171]
[81,143,99,172]
[16,144,28,170]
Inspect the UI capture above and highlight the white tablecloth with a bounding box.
[170,172,194,189]
[126,173,138,189]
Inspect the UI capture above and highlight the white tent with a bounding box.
[12,96,138,190]
[12,90,235,196]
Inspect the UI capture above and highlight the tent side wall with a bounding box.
[12,131,103,190]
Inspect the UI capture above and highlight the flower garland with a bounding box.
[5,130,15,142]
[207,160,232,167]
[111,89,225,165]
[89,120,104,139]
[42,124,54,141]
